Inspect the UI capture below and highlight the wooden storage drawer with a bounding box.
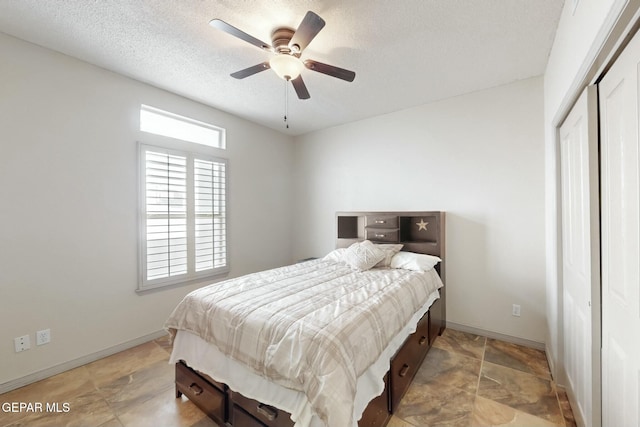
[232,405,268,427]
[230,390,294,427]
[175,362,226,425]
[365,228,399,242]
[366,215,399,228]
[389,313,430,412]
[414,311,430,348]
[358,373,390,427]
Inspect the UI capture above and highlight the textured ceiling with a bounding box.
[0,0,564,136]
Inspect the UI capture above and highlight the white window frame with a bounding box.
[138,142,228,292]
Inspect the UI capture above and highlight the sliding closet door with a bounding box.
[599,28,640,427]
[559,86,601,427]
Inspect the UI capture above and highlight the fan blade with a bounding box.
[289,11,325,53]
[291,75,310,100]
[304,59,356,82]
[230,62,270,79]
[209,19,272,51]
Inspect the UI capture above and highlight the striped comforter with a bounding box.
[165,258,443,427]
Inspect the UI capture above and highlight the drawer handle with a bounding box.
[399,364,410,378]
[374,220,386,224]
[419,336,427,345]
[374,234,386,238]
[188,383,203,396]
[257,403,278,421]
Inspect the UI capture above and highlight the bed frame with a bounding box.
[175,211,446,427]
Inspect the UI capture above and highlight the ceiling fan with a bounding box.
[209,11,356,100]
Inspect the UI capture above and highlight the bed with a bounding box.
[165,211,446,427]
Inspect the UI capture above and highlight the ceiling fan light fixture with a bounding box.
[211,11,355,101]
[269,54,304,80]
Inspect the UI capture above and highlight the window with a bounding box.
[140,105,225,149]
[138,105,228,291]
[139,144,228,291]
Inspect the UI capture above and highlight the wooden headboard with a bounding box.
[335,211,446,282]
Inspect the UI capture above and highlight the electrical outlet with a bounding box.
[36,329,51,346]
[14,335,31,352]
[512,304,521,317]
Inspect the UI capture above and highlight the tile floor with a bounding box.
[0,329,576,427]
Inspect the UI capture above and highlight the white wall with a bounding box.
[293,77,546,343]
[543,0,627,376]
[0,33,294,385]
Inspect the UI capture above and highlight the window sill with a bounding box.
[136,269,229,295]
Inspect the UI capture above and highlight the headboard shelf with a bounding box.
[336,215,363,239]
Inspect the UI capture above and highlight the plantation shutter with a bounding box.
[140,145,228,290]
[194,158,227,271]
[145,150,188,281]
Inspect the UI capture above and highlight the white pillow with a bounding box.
[323,248,347,263]
[374,244,404,268]
[390,251,441,272]
[343,240,386,271]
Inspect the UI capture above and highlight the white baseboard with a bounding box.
[546,342,557,380]
[446,322,546,351]
[0,330,168,395]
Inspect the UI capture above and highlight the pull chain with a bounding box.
[284,79,289,129]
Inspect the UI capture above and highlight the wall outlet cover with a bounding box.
[36,329,51,346]
[14,335,31,352]
[512,304,521,317]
